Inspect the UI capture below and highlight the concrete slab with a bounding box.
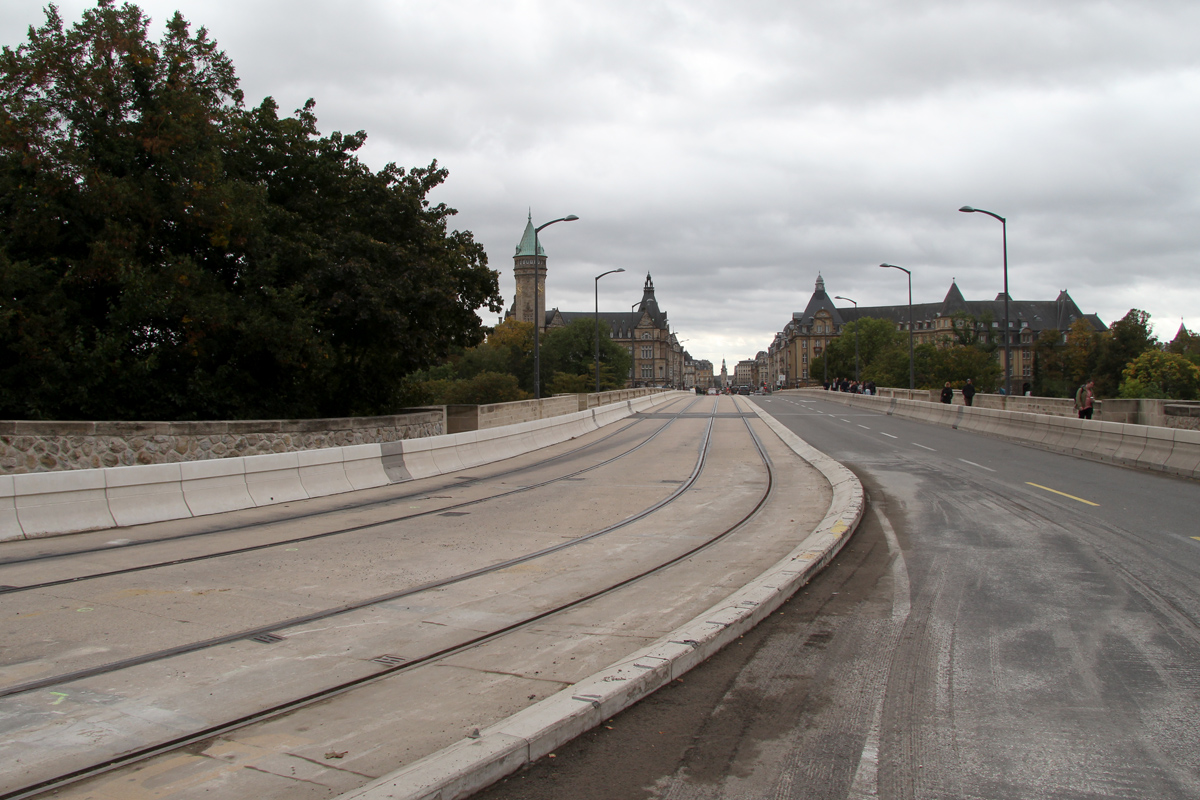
[13,468,116,537]
[105,462,192,527]
[181,457,254,516]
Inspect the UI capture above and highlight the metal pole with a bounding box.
[594,268,625,392]
[1002,217,1010,397]
[533,226,540,399]
[879,264,914,390]
[835,295,859,381]
[531,215,579,400]
[959,206,1010,396]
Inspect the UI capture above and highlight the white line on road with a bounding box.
[958,458,996,472]
[880,433,898,439]
[912,443,936,451]
[858,425,871,430]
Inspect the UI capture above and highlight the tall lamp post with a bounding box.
[594,268,625,392]
[879,264,914,390]
[959,206,1010,397]
[532,214,579,399]
[834,295,859,382]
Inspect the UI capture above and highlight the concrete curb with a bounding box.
[0,393,690,543]
[331,402,865,800]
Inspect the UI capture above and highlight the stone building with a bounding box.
[505,215,690,388]
[774,274,1107,387]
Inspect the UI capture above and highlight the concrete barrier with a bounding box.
[0,392,690,542]
[106,463,190,528]
[0,475,19,542]
[13,469,116,539]
[181,457,254,517]
[1165,429,1200,479]
[785,389,1200,480]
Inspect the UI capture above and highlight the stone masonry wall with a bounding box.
[0,410,444,475]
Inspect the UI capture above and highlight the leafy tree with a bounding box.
[0,1,500,420]
[539,319,631,392]
[1032,329,1071,397]
[1119,350,1200,400]
[1062,318,1100,390]
[1092,309,1157,398]
[818,317,904,380]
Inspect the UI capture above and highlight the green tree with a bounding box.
[1032,329,1071,397]
[539,319,632,392]
[1092,309,1157,398]
[818,317,904,380]
[0,1,500,420]
[1119,350,1200,400]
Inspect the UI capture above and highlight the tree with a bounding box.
[817,317,904,380]
[1119,350,1200,400]
[1092,309,1157,398]
[0,1,501,420]
[539,319,632,392]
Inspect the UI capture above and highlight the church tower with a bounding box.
[512,212,547,332]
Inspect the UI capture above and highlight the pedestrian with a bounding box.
[940,381,953,404]
[1075,379,1095,420]
[962,378,976,407]
[1022,382,1031,397]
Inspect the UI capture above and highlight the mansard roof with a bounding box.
[791,276,1106,334]
[794,273,844,325]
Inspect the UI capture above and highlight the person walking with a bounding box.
[1075,379,1095,420]
[940,381,954,404]
[962,378,976,407]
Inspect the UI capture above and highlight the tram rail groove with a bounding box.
[0,398,706,592]
[1,404,780,800]
[0,401,720,700]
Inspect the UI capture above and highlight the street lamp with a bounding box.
[959,205,1010,397]
[834,295,859,382]
[879,264,914,390]
[594,268,625,392]
[532,214,579,399]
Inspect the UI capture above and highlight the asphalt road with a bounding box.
[473,392,1200,800]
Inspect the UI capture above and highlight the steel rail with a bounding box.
[0,395,702,569]
[3,402,777,800]
[0,400,720,699]
[0,398,704,592]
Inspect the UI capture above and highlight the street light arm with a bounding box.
[959,206,1005,224]
[536,214,580,233]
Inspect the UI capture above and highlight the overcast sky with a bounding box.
[4,1,1198,367]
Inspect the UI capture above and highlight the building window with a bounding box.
[641,333,651,340]
[641,345,652,359]
[641,365,652,378]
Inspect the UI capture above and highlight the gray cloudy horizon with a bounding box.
[4,0,1198,368]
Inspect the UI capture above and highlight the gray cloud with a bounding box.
[4,0,1198,362]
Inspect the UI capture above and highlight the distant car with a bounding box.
[737,386,751,395]
[707,387,718,395]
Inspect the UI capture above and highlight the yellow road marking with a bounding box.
[1193,537,1200,542]
[1026,482,1100,506]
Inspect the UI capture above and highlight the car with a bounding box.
[737,385,751,395]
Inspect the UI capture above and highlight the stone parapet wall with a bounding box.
[447,388,668,433]
[0,411,444,475]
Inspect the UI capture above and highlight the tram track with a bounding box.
[0,397,706,590]
[2,400,779,800]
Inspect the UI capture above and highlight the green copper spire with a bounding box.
[514,211,546,257]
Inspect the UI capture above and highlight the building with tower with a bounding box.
[504,216,689,388]
[769,274,1106,387]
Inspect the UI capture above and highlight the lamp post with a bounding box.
[594,268,625,392]
[532,214,579,399]
[834,295,859,382]
[959,206,1010,397]
[879,264,914,390]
